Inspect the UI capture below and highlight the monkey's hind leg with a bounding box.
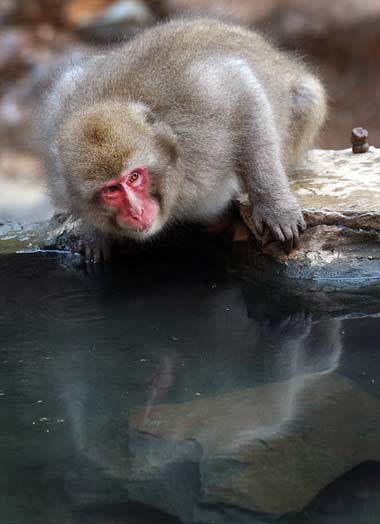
[289,75,327,164]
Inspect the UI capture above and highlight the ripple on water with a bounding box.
[34,289,108,323]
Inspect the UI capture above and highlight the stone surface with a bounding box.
[293,148,380,217]
[239,147,380,231]
[235,147,380,290]
[0,221,51,254]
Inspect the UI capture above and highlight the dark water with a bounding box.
[1,246,380,524]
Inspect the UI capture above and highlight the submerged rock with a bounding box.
[128,374,380,520]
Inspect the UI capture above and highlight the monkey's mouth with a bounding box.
[117,218,151,231]
[115,214,157,236]
[133,221,154,233]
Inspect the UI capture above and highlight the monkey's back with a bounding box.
[59,18,307,132]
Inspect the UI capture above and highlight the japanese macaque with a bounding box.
[41,17,327,261]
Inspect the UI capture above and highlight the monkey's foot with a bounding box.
[250,199,306,252]
[77,231,113,263]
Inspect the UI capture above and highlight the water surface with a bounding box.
[1,248,380,524]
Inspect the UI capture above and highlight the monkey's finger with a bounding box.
[93,249,103,264]
[298,216,307,231]
[77,240,86,255]
[291,226,300,248]
[260,226,273,247]
[268,223,285,243]
[281,225,293,242]
[283,239,293,254]
[85,246,92,262]
[252,213,264,235]
[280,225,294,253]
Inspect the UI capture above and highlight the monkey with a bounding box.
[40,17,327,261]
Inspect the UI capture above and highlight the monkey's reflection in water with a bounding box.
[60,285,342,518]
[135,316,343,452]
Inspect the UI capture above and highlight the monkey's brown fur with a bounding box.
[41,17,327,260]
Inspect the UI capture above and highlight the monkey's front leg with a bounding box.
[241,127,306,251]
[77,226,113,263]
[250,188,306,251]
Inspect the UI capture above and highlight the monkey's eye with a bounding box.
[129,172,140,184]
[102,184,120,194]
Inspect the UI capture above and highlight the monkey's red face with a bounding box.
[99,166,159,234]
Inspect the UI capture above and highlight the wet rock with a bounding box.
[292,148,380,217]
[241,147,380,231]
[236,147,380,289]
[0,220,52,254]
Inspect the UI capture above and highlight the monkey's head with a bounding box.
[56,101,180,239]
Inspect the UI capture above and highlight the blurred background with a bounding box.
[0,0,379,222]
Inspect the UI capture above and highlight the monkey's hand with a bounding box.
[77,229,113,263]
[251,196,306,252]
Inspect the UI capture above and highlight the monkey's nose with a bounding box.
[130,207,144,220]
